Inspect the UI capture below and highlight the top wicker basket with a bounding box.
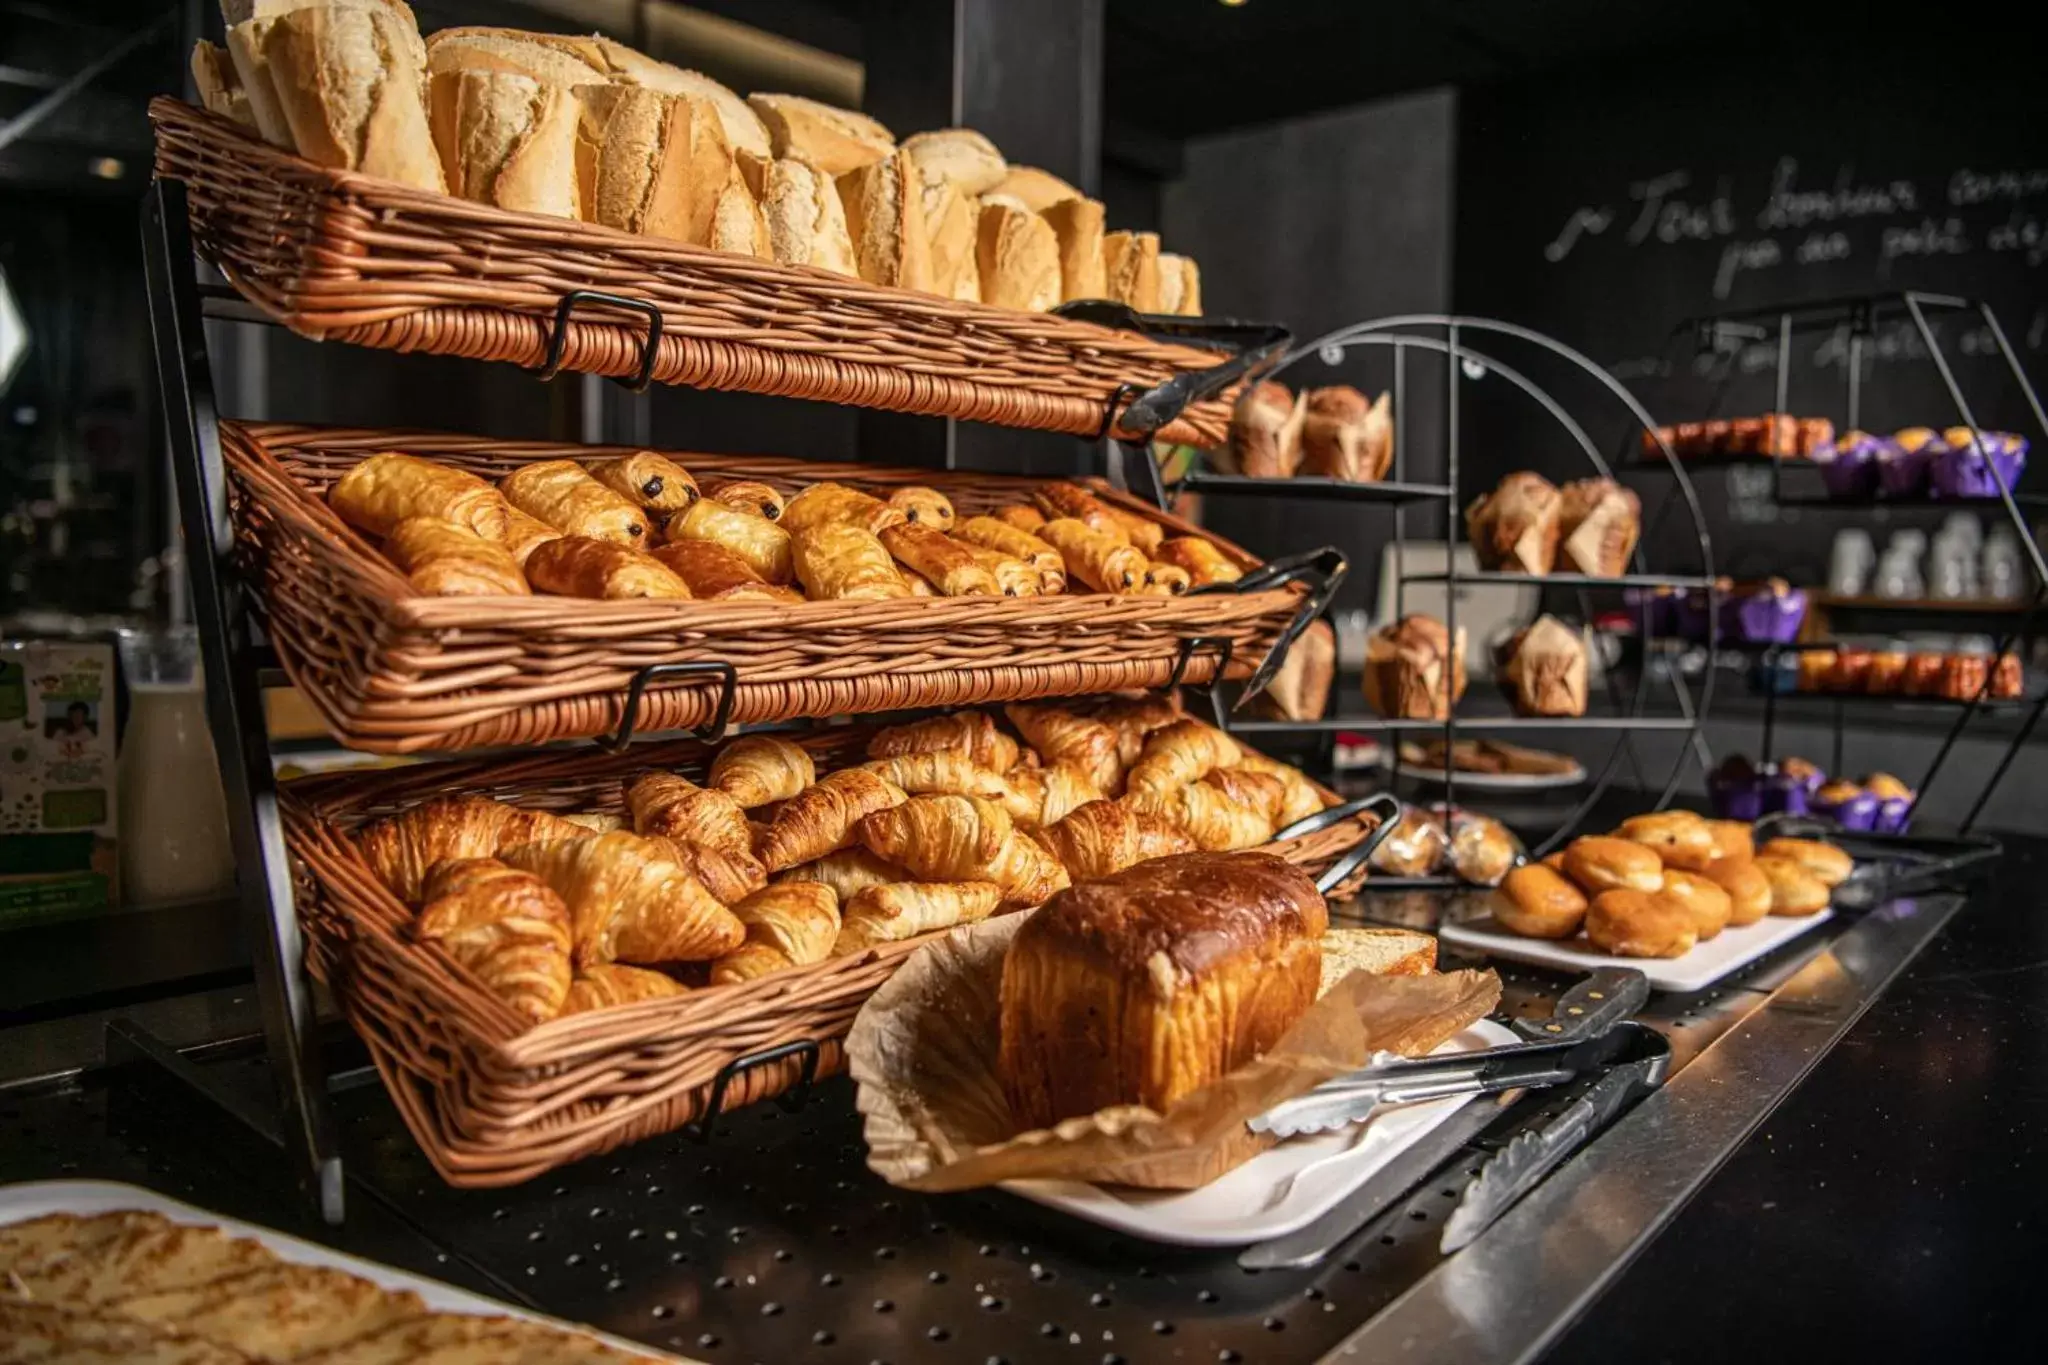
[151,99,1243,447]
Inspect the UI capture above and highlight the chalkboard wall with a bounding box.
[1455,39,2048,586]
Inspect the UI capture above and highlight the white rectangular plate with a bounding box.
[1000,1019,1518,1247]
[1440,908,1835,993]
[0,1180,678,1360]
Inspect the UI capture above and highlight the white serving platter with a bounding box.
[0,1180,679,1360]
[1376,752,1588,791]
[1000,1018,1518,1246]
[1440,907,1835,993]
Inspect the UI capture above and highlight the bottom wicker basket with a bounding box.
[282,726,1379,1187]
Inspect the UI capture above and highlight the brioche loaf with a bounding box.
[976,202,1060,312]
[759,157,858,276]
[259,4,446,191]
[904,127,1007,195]
[838,149,933,292]
[429,68,579,217]
[1103,229,1162,312]
[1042,196,1107,303]
[750,92,893,174]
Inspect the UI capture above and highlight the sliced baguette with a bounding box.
[1318,927,1439,996]
[425,26,608,86]
[1103,229,1162,313]
[975,201,1059,312]
[1159,252,1202,316]
[262,4,445,192]
[191,40,255,130]
[922,176,981,302]
[1041,195,1106,303]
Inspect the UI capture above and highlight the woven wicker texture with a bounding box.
[283,726,1380,1186]
[152,100,1238,446]
[226,422,1314,753]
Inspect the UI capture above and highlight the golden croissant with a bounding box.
[1041,799,1196,879]
[886,485,956,529]
[524,537,693,600]
[328,451,510,542]
[625,772,753,859]
[833,880,1003,955]
[561,963,689,1015]
[1178,772,1286,850]
[855,794,1070,906]
[500,459,653,544]
[666,838,769,905]
[781,481,905,536]
[756,769,907,872]
[792,522,911,600]
[709,736,816,808]
[414,858,572,1025]
[668,498,794,584]
[703,479,785,521]
[583,452,699,525]
[867,711,1022,772]
[499,832,744,966]
[1085,694,1185,765]
[383,517,529,596]
[1230,750,1328,828]
[774,847,907,901]
[1125,718,1243,800]
[860,750,1038,824]
[1036,518,1147,593]
[356,796,592,903]
[1004,701,1123,793]
[709,883,841,984]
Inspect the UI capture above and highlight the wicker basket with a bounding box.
[282,727,1382,1186]
[151,99,1244,446]
[225,422,1328,753]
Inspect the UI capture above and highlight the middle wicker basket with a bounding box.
[224,422,1329,753]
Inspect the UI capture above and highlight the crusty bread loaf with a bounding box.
[575,38,770,159]
[903,127,1007,195]
[1159,252,1202,316]
[837,149,932,292]
[191,40,255,129]
[231,0,426,68]
[760,157,857,275]
[710,165,771,258]
[225,18,294,147]
[573,84,695,238]
[1103,229,1162,312]
[424,25,607,86]
[921,177,981,303]
[430,69,577,216]
[975,201,1059,312]
[262,5,446,192]
[749,92,893,175]
[988,164,1079,212]
[1041,196,1106,303]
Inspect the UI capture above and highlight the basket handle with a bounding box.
[1294,791,1405,896]
[683,1039,822,1142]
[1054,303,1292,437]
[598,661,737,752]
[1217,547,1350,707]
[533,289,665,391]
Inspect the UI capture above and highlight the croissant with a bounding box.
[524,537,692,600]
[649,539,802,602]
[1099,503,1165,556]
[756,769,907,871]
[781,482,906,536]
[665,839,768,905]
[625,772,752,859]
[502,507,565,567]
[499,832,745,965]
[709,883,841,984]
[415,858,572,1025]
[709,736,816,808]
[961,545,1040,597]
[954,516,1067,592]
[877,522,999,596]
[1037,518,1147,593]
[856,794,1070,905]
[867,711,1021,771]
[356,796,592,903]
[329,452,510,542]
[833,880,1003,955]
[1141,562,1192,596]
[792,522,912,600]
[583,452,700,526]
[992,503,1046,532]
[500,459,653,545]
[703,479,785,521]
[668,498,795,584]
[860,750,1038,824]
[1032,482,1130,543]
[887,486,956,529]
[1201,767,1289,821]
[1042,799,1196,879]
[1086,694,1185,765]
[902,568,937,596]
[383,517,528,596]
[1004,702,1123,793]
[774,846,906,901]
[1125,718,1243,800]
[561,963,689,1015]
[1185,770,1287,850]
[1230,750,1328,827]
[1154,536,1243,587]
[559,811,626,833]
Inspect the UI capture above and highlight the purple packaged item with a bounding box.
[1878,427,1942,497]
[1812,779,1879,831]
[1864,773,1915,833]
[1675,580,1729,642]
[1815,430,1883,498]
[1720,578,1808,644]
[1626,586,1680,638]
[1779,756,1826,795]
[1709,756,1764,821]
[1761,766,1812,816]
[1929,428,2028,499]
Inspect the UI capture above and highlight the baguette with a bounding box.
[976,202,1060,312]
[837,149,933,292]
[749,92,893,175]
[922,177,981,303]
[191,40,255,130]
[1041,196,1107,303]
[225,18,294,147]
[759,157,858,276]
[1158,253,1202,316]
[987,165,1079,212]
[710,164,772,259]
[574,38,769,159]
[1103,230,1162,312]
[573,85,699,239]
[424,26,608,86]
[260,4,445,192]
[903,128,1006,195]
[430,69,579,218]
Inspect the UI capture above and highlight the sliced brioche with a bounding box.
[976,201,1059,312]
[262,5,445,191]
[1318,927,1438,995]
[1159,252,1202,316]
[760,157,858,275]
[904,127,1007,195]
[429,69,578,216]
[922,176,981,302]
[837,148,933,292]
[750,92,893,175]
[1041,196,1106,303]
[1104,229,1162,313]
[988,164,1080,212]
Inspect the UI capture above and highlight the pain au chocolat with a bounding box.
[997,852,1326,1130]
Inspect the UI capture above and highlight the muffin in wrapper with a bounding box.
[1496,615,1589,717]
[1709,755,1764,821]
[1878,427,1942,497]
[1780,756,1826,796]
[1720,578,1808,644]
[1813,779,1878,831]
[1762,766,1813,816]
[1864,772,1914,833]
[1930,429,2028,500]
[1816,430,1883,498]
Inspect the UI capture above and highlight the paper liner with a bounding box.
[848,915,1500,1192]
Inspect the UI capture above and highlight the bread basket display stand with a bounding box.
[136,165,1370,1215]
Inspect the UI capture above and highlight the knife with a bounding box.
[1438,1024,1672,1253]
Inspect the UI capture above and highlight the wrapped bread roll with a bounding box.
[837,149,932,292]
[1042,197,1107,303]
[793,522,912,600]
[649,539,799,601]
[1363,615,1467,720]
[904,128,1007,195]
[1103,230,1161,312]
[1300,388,1393,482]
[429,69,579,218]
[780,482,904,536]
[500,460,652,544]
[1466,472,1562,575]
[986,165,1079,212]
[710,883,841,984]
[1225,381,1308,478]
[501,507,563,566]
[834,881,1003,955]
[384,517,529,596]
[524,537,691,600]
[747,93,892,174]
[1037,519,1146,593]
[1154,536,1243,587]
[879,523,998,596]
[561,963,688,1014]
[758,157,859,276]
[1158,253,1202,316]
[708,735,815,808]
[703,479,785,521]
[1558,478,1642,578]
[583,452,699,525]
[977,201,1060,312]
[668,498,794,584]
[257,5,446,192]
[1498,615,1589,718]
[329,452,509,542]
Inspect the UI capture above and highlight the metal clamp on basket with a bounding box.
[682,1039,823,1142]
[1194,546,1350,712]
[1055,304,1291,440]
[598,661,738,752]
[1290,791,1405,896]
[532,289,665,391]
